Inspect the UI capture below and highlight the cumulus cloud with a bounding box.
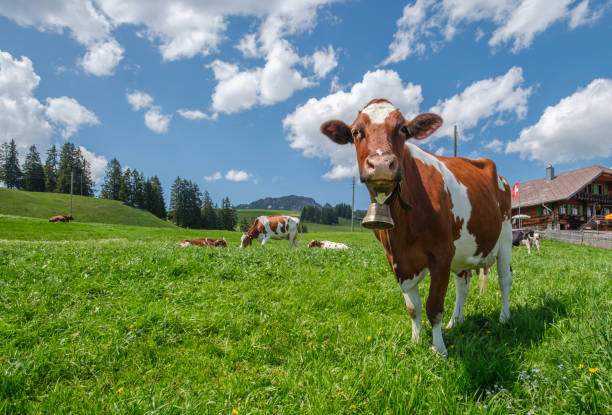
[236,33,260,58]
[0,50,99,150]
[506,78,612,164]
[429,67,532,139]
[126,89,171,133]
[382,0,606,64]
[203,171,222,182]
[126,90,154,111]
[283,69,423,179]
[144,107,172,134]
[225,169,251,182]
[79,145,107,185]
[483,139,504,153]
[303,45,338,78]
[177,109,218,120]
[0,0,123,76]
[45,97,100,139]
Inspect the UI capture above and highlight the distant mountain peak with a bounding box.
[236,195,321,211]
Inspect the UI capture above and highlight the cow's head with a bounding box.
[321,99,442,200]
[240,234,252,248]
[217,238,227,247]
[307,239,321,248]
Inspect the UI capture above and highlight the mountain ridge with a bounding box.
[236,195,321,211]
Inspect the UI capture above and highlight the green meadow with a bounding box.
[0,215,610,413]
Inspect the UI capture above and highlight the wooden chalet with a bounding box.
[511,165,612,230]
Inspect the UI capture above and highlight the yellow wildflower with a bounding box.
[589,367,599,373]
[117,387,124,394]
[414,375,418,381]
[579,364,584,369]
[367,336,372,341]
[129,324,135,329]
[350,404,356,409]
[232,410,239,415]
[379,388,383,392]
[165,297,169,301]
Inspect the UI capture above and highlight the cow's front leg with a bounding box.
[260,236,269,249]
[427,263,451,356]
[400,270,427,342]
[446,270,471,330]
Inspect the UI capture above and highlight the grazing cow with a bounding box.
[240,215,300,248]
[320,98,513,355]
[308,240,350,250]
[49,215,73,222]
[529,232,541,251]
[512,229,539,254]
[176,238,227,247]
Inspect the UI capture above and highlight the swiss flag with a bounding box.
[512,182,519,199]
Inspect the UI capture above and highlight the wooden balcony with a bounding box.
[574,192,612,203]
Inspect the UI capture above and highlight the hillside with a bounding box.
[0,188,175,228]
[236,195,321,211]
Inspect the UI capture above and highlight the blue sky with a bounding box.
[1,0,611,209]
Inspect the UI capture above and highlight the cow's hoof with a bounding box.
[431,346,448,358]
[499,311,510,324]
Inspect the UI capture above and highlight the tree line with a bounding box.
[99,158,167,219]
[169,177,238,230]
[300,203,352,225]
[0,139,95,195]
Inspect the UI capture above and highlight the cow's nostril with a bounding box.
[388,159,396,170]
[366,159,375,170]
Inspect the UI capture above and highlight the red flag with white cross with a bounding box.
[512,182,519,199]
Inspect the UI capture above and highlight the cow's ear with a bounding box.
[320,120,353,145]
[406,113,443,140]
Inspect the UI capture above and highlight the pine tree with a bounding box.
[219,197,238,230]
[74,146,95,196]
[170,177,202,228]
[55,143,94,195]
[146,176,166,219]
[201,191,217,229]
[44,145,58,192]
[55,142,76,194]
[119,167,133,204]
[100,158,122,200]
[131,169,145,208]
[1,139,23,189]
[23,145,45,191]
[321,204,338,225]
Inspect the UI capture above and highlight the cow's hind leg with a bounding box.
[446,270,471,330]
[497,222,513,323]
[400,270,427,342]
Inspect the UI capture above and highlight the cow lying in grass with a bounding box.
[308,240,350,250]
[240,215,300,248]
[49,215,73,222]
[176,238,227,247]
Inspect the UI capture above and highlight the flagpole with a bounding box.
[518,183,521,228]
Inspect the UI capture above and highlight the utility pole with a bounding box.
[454,125,457,157]
[351,176,355,232]
[70,170,74,217]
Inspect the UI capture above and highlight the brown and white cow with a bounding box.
[240,215,300,248]
[321,98,513,355]
[308,240,350,250]
[176,238,227,247]
[49,215,73,222]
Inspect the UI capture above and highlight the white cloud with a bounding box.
[506,78,612,164]
[225,169,251,182]
[236,33,260,58]
[283,69,423,179]
[0,50,99,150]
[78,145,107,185]
[78,39,124,76]
[45,96,100,139]
[144,107,172,134]
[0,0,123,76]
[203,171,222,182]
[0,50,53,150]
[177,108,218,120]
[126,90,154,111]
[429,66,532,139]
[435,147,446,156]
[382,0,606,64]
[303,45,338,78]
[483,138,504,153]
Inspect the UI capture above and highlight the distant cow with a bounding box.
[49,215,73,222]
[240,215,300,248]
[308,240,350,250]
[512,229,538,254]
[176,238,227,247]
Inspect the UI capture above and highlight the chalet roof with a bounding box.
[511,165,612,208]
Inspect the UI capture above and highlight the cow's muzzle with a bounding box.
[361,152,401,194]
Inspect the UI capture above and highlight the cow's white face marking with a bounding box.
[376,149,383,156]
[362,101,397,124]
[408,143,486,271]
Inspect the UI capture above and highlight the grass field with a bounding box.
[0,188,174,228]
[1,216,610,413]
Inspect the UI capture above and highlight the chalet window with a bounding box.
[605,184,608,195]
[537,206,542,216]
[594,184,600,194]
[573,206,578,215]
[579,205,583,216]
[587,207,592,217]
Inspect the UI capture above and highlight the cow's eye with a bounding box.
[400,125,409,136]
[352,129,361,140]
